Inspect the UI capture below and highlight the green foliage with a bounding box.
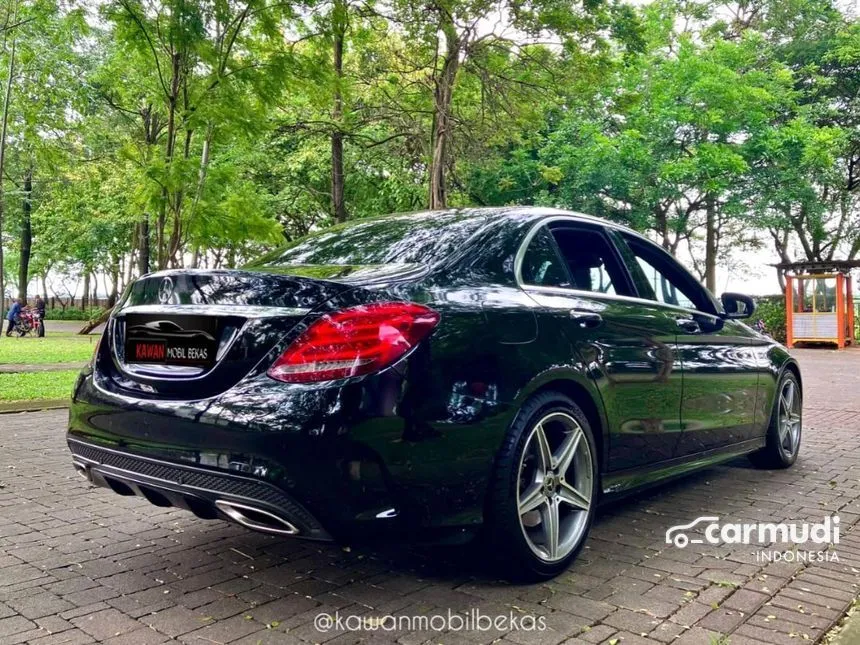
[0,0,857,299]
[755,295,787,343]
[43,307,106,321]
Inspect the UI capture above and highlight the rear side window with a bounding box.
[520,228,569,287]
[549,226,632,296]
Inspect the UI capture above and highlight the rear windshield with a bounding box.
[256,211,489,267]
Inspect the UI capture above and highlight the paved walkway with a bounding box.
[0,349,858,645]
[41,322,104,335]
[0,363,86,374]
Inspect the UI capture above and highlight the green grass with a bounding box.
[0,334,100,365]
[0,370,79,402]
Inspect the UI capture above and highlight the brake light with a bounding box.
[267,302,440,383]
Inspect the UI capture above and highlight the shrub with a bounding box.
[45,307,106,321]
[753,295,786,343]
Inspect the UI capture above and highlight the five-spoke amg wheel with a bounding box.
[487,392,598,580]
[750,370,802,469]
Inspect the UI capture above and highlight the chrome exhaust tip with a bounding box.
[72,461,91,481]
[214,500,299,536]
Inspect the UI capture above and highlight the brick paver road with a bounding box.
[1,349,859,645]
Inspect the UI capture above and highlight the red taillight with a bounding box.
[267,302,440,383]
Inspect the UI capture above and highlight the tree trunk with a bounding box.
[331,0,347,222]
[158,51,181,270]
[769,228,790,292]
[138,105,157,275]
[654,204,671,250]
[108,254,119,308]
[167,127,193,266]
[189,123,213,223]
[17,166,32,299]
[428,21,461,210]
[704,194,717,293]
[82,272,90,311]
[78,306,111,335]
[157,199,168,270]
[124,246,135,287]
[0,12,16,322]
[789,204,815,261]
[139,215,150,275]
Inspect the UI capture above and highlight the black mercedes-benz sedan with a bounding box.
[67,207,802,580]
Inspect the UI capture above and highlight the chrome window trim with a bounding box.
[117,304,312,318]
[513,215,655,287]
[522,284,716,318]
[513,215,718,320]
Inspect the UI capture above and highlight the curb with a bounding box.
[0,399,70,414]
[826,598,860,644]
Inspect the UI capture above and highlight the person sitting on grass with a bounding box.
[5,298,24,337]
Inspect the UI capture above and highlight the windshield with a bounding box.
[255,210,489,267]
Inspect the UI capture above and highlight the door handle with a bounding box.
[569,311,603,328]
[675,316,700,333]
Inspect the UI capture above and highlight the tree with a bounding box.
[706,0,859,282]
[540,5,807,292]
[96,0,298,270]
[0,0,17,319]
[386,0,641,209]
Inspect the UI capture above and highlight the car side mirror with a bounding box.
[721,293,755,319]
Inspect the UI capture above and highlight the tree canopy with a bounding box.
[0,0,857,310]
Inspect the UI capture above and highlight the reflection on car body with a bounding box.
[67,206,802,580]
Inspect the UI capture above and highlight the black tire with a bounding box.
[485,391,599,581]
[37,321,45,337]
[749,370,801,469]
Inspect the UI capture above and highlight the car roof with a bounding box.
[346,206,655,257]
[397,206,635,233]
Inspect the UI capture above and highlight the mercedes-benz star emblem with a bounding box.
[158,277,174,304]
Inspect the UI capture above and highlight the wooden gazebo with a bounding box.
[776,261,860,349]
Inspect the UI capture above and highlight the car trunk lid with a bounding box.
[99,270,355,400]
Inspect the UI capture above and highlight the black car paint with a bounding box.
[67,207,799,544]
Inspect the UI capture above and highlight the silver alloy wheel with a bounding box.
[517,412,593,562]
[778,378,801,458]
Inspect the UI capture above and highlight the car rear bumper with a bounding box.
[68,367,512,543]
[68,437,333,540]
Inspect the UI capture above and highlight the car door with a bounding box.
[518,219,684,472]
[612,232,760,457]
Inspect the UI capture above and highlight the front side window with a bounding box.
[617,233,709,311]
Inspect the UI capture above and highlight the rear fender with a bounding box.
[514,368,610,474]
